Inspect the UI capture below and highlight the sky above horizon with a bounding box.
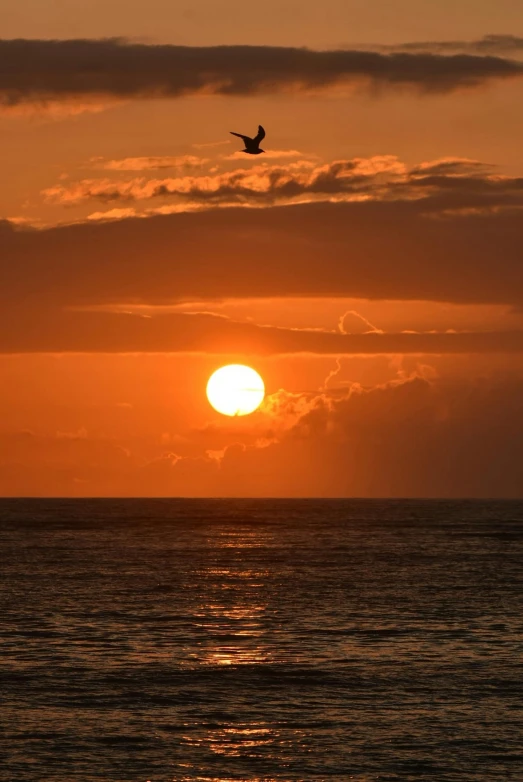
[4,0,523,45]
[1,0,523,496]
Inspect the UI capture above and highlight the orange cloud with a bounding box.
[43,155,504,210]
[91,155,209,171]
[223,149,315,161]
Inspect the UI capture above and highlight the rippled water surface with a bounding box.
[1,499,523,781]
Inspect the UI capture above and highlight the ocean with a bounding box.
[1,499,522,781]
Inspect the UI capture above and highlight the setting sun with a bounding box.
[206,364,265,416]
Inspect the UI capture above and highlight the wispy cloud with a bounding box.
[86,207,138,222]
[90,155,208,171]
[192,140,232,149]
[374,34,523,57]
[223,149,316,161]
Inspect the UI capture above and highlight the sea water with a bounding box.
[1,499,522,781]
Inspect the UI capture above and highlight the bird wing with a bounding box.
[230,132,252,144]
[254,125,266,143]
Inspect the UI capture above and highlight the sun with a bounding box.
[206,364,265,417]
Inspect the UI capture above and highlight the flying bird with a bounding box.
[230,125,266,155]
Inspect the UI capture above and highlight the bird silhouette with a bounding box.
[230,125,266,154]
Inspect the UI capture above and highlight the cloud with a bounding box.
[2,38,523,113]
[192,140,232,149]
[0,95,121,118]
[41,157,383,204]
[142,374,523,498]
[378,34,523,57]
[86,207,138,222]
[223,150,314,161]
[339,310,384,334]
[44,155,513,210]
[1,308,523,355]
[90,155,208,171]
[202,375,523,497]
[2,374,522,496]
[2,193,523,308]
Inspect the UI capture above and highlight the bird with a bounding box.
[230,125,266,155]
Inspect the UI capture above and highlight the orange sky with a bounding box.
[2,1,523,496]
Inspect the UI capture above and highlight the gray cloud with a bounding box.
[204,376,523,498]
[378,34,523,57]
[1,38,523,110]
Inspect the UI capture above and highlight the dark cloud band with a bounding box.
[1,38,523,108]
[2,196,523,308]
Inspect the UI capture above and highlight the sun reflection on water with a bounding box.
[177,778,280,782]
[185,528,274,670]
[178,524,284,767]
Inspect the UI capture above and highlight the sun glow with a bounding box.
[206,365,265,417]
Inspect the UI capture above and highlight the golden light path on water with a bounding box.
[177,524,298,777]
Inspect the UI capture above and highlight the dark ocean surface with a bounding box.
[1,499,522,782]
